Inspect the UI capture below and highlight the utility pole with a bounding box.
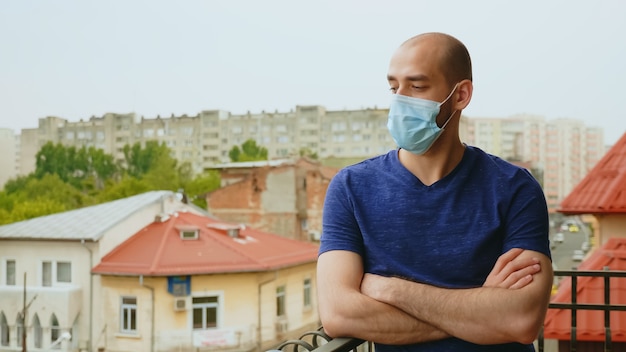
[22,272,26,352]
[20,273,37,352]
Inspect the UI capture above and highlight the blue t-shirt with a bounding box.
[319,146,551,352]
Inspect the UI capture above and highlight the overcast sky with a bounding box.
[1,0,625,145]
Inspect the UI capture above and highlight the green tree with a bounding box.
[299,147,318,160]
[34,142,118,190]
[180,170,221,209]
[228,139,268,162]
[0,174,93,223]
[123,141,172,178]
[5,200,67,224]
[97,176,151,202]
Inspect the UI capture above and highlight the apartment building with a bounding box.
[14,107,603,211]
[466,114,604,211]
[0,129,17,188]
[18,106,396,178]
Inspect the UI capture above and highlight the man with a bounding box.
[317,32,552,351]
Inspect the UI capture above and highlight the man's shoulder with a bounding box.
[338,150,396,175]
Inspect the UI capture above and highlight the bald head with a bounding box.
[400,32,473,86]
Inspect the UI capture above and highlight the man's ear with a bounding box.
[454,79,473,110]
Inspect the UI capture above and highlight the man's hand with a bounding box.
[362,248,542,300]
[360,248,552,345]
[483,248,541,289]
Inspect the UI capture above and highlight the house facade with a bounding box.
[0,191,201,352]
[205,158,338,242]
[91,211,320,352]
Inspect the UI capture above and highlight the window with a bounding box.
[16,314,23,348]
[120,297,137,333]
[303,278,312,308]
[33,314,42,348]
[0,313,8,346]
[178,226,199,240]
[42,261,71,286]
[276,285,286,317]
[43,261,52,287]
[50,314,60,349]
[192,296,219,329]
[57,262,71,283]
[5,260,15,286]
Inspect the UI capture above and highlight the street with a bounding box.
[548,217,592,283]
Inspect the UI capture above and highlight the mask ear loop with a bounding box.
[438,83,460,129]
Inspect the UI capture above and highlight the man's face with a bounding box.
[386,40,455,127]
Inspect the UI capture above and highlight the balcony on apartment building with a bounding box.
[270,268,626,352]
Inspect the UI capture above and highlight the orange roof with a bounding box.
[559,133,626,214]
[92,211,319,276]
[543,238,626,342]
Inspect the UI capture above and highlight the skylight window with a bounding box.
[180,230,198,240]
[176,225,200,240]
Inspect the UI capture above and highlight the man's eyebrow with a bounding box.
[386,74,429,82]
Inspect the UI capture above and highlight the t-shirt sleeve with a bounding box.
[502,169,552,261]
[318,170,365,257]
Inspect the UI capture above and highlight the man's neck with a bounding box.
[397,140,466,186]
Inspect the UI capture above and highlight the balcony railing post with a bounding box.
[603,266,611,352]
[571,272,577,352]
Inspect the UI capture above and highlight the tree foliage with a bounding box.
[123,141,171,178]
[229,139,268,162]
[1,141,222,224]
[35,142,117,189]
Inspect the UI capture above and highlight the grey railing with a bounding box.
[537,269,626,352]
[270,327,369,352]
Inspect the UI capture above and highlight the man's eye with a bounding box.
[389,87,397,93]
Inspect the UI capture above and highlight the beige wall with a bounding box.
[594,214,626,245]
[98,263,318,352]
[0,240,91,351]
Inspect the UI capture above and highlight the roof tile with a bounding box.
[92,211,319,276]
[559,133,626,214]
[543,238,626,342]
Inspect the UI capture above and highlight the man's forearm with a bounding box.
[362,253,553,345]
[320,288,450,344]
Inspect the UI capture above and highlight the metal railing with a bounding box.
[269,327,370,352]
[272,269,626,352]
[537,269,626,352]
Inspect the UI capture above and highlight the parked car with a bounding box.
[560,222,580,232]
[553,232,564,244]
[572,249,585,261]
[581,241,590,252]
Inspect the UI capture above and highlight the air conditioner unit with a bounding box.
[174,297,188,311]
[275,320,288,334]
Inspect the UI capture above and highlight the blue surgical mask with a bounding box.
[387,84,458,154]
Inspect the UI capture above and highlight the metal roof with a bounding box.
[207,159,294,169]
[559,133,626,214]
[0,190,175,241]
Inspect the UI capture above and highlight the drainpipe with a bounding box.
[139,275,155,352]
[81,239,94,352]
[257,271,277,351]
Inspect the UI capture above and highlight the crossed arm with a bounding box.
[317,248,553,345]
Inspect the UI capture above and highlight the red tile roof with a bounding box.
[559,133,626,214]
[543,238,626,342]
[92,211,319,276]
